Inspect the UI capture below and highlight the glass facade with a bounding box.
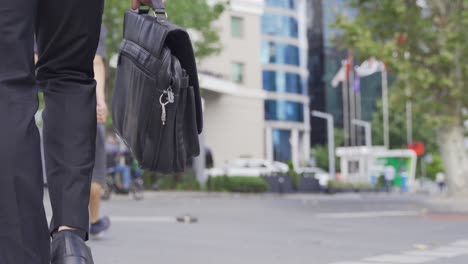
[307,0,385,146]
[261,14,298,38]
[262,0,307,163]
[263,71,303,94]
[272,129,292,162]
[307,0,327,145]
[265,100,304,122]
[266,0,298,10]
[261,41,300,66]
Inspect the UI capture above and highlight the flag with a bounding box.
[331,60,346,88]
[355,57,385,77]
[345,55,353,80]
[331,55,353,88]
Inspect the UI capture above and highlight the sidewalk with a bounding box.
[426,195,468,213]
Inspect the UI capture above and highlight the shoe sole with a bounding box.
[56,256,94,264]
[90,229,109,240]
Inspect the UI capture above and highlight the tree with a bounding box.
[333,0,468,195]
[371,94,438,152]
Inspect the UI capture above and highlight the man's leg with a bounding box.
[89,123,111,237]
[0,0,50,263]
[90,182,103,224]
[36,0,103,240]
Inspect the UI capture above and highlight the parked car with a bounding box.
[296,167,330,188]
[206,159,289,177]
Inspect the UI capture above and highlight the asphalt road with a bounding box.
[45,191,468,264]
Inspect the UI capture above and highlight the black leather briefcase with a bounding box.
[112,0,202,173]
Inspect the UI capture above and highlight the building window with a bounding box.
[261,41,300,66]
[265,100,304,122]
[262,14,298,38]
[231,62,244,84]
[265,0,298,10]
[272,129,292,162]
[263,71,303,94]
[231,16,244,38]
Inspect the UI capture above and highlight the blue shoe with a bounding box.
[90,216,111,239]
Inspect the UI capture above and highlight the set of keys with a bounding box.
[159,88,175,125]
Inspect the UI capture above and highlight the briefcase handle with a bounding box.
[150,0,166,15]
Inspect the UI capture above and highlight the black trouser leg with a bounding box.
[36,0,104,240]
[0,0,50,263]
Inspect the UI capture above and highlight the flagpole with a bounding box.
[349,61,356,147]
[342,73,350,147]
[356,88,362,145]
[405,87,413,145]
[406,100,413,145]
[382,65,390,149]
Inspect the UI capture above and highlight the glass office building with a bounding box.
[262,0,310,166]
[307,0,384,147]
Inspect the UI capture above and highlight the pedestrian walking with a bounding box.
[106,134,133,191]
[0,0,157,263]
[436,172,446,193]
[384,165,396,193]
[89,24,111,239]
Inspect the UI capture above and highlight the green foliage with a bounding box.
[143,169,200,190]
[207,176,268,193]
[311,145,330,170]
[371,96,438,152]
[286,160,300,190]
[327,180,375,191]
[425,153,445,180]
[290,172,300,191]
[176,180,201,191]
[165,0,227,59]
[333,0,468,127]
[311,129,343,171]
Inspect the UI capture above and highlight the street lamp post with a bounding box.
[311,111,335,180]
[352,119,372,147]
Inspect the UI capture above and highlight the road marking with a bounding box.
[404,246,468,258]
[110,216,177,223]
[364,254,436,263]
[316,210,421,219]
[330,239,468,264]
[452,240,468,247]
[331,262,394,264]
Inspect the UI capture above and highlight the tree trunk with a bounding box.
[437,125,468,196]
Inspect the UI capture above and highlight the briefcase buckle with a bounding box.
[151,9,168,19]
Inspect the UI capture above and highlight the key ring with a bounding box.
[159,93,170,106]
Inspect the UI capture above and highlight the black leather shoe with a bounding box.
[51,231,94,264]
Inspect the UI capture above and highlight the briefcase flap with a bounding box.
[123,10,203,134]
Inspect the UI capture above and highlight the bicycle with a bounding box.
[101,165,144,201]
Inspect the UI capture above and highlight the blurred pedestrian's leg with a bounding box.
[115,165,132,190]
[90,48,111,237]
[90,124,107,222]
[0,0,50,262]
[36,0,103,242]
[385,179,391,193]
